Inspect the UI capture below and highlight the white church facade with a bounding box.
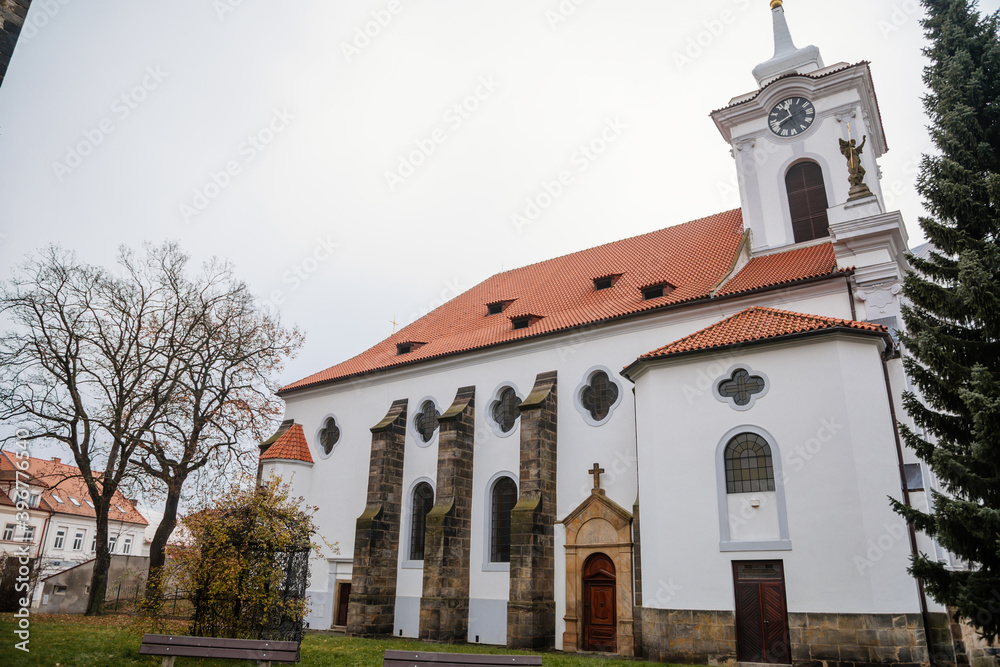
[259,4,989,665]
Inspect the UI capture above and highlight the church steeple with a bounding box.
[752,0,824,87]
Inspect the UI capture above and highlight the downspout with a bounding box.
[846,275,858,321]
[880,345,936,663]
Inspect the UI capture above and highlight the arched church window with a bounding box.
[489,476,517,563]
[409,482,434,561]
[414,400,441,443]
[786,161,830,243]
[579,370,620,423]
[319,417,340,456]
[491,386,521,434]
[724,432,776,494]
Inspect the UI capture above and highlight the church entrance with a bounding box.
[733,561,791,664]
[582,553,617,652]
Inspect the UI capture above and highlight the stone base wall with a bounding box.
[638,608,737,665]
[952,612,1000,667]
[788,612,954,667]
[637,607,956,667]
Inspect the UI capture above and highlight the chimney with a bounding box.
[51,457,61,464]
[128,498,139,507]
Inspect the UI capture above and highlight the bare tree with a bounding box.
[134,253,302,612]
[0,243,301,615]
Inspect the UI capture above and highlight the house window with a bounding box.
[786,161,830,243]
[594,274,621,291]
[511,316,531,330]
[579,370,620,423]
[23,526,36,542]
[725,432,776,494]
[487,301,512,316]
[905,463,925,492]
[54,585,68,595]
[108,535,117,553]
[85,500,94,508]
[409,482,434,561]
[491,387,521,434]
[53,528,66,550]
[414,400,441,444]
[28,493,40,508]
[72,531,85,551]
[489,476,517,563]
[91,535,96,552]
[2,524,14,541]
[52,493,64,504]
[122,536,132,555]
[69,497,81,507]
[319,417,341,456]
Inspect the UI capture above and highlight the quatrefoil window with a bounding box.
[491,387,521,434]
[578,369,621,424]
[414,400,441,443]
[714,366,769,411]
[319,417,340,456]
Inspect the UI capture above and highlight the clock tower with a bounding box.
[710,0,910,325]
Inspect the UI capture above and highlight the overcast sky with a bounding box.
[2,0,997,395]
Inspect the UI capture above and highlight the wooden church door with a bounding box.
[733,562,790,664]
[335,582,351,627]
[582,553,617,652]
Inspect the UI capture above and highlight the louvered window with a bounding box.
[785,161,830,243]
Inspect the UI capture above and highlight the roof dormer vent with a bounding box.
[487,300,515,316]
[511,314,543,331]
[396,341,426,356]
[593,274,622,291]
[641,283,676,301]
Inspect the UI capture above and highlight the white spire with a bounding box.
[752,1,824,87]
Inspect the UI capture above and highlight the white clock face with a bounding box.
[768,97,815,137]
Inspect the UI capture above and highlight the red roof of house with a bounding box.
[0,453,148,526]
[259,423,314,464]
[281,209,851,394]
[631,306,889,364]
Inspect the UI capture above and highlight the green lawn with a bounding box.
[0,614,688,667]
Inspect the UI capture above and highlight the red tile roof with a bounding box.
[632,306,889,363]
[715,242,842,296]
[0,453,148,526]
[259,423,314,464]
[281,210,850,394]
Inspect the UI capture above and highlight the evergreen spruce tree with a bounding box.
[892,0,1000,641]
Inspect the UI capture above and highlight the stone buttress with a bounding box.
[419,386,476,641]
[346,399,408,637]
[507,371,558,649]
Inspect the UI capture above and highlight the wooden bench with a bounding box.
[384,650,543,667]
[140,634,300,666]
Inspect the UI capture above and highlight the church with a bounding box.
[257,3,992,665]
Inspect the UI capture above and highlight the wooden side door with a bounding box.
[733,561,790,664]
[335,582,351,627]
[582,553,617,652]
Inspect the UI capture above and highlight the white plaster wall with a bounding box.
[634,335,923,615]
[279,280,857,641]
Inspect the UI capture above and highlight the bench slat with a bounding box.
[384,651,542,666]
[141,634,299,651]
[139,644,298,662]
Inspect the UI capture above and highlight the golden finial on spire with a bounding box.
[770,0,783,8]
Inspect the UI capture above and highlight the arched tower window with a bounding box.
[489,476,517,563]
[409,482,434,561]
[785,161,830,243]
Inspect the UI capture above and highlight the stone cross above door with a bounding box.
[590,463,605,491]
